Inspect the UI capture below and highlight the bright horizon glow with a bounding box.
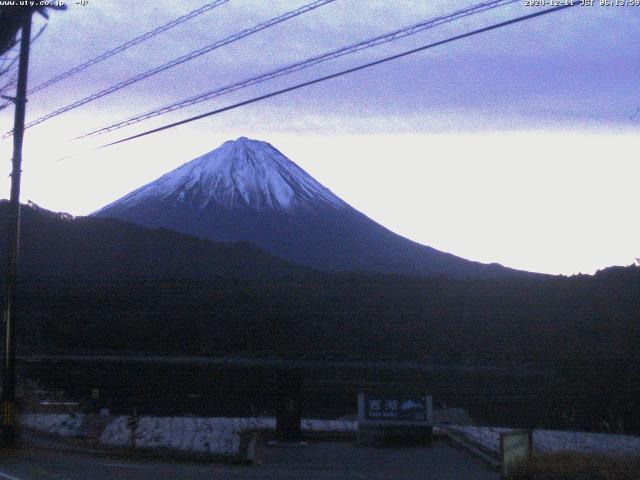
[4,130,638,276]
[0,1,638,276]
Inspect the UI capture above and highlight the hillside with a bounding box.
[0,201,308,283]
[0,201,638,432]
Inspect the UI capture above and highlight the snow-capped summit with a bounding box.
[95,137,526,279]
[106,137,347,213]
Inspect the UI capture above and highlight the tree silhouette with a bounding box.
[0,5,64,107]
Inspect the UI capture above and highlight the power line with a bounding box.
[83,0,519,138]
[27,0,231,95]
[0,52,20,77]
[2,0,335,139]
[0,22,47,76]
[100,3,578,150]
[0,71,17,95]
[0,23,46,109]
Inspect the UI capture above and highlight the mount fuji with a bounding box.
[94,137,523,278]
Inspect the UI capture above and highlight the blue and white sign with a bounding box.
[359,393,433,425]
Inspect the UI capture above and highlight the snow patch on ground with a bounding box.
[99,416,357,456]
[100,416,242,455]
[19,413,85,437]
[302,419,358,433]
[445,425,640,456]
[21,414,637,459]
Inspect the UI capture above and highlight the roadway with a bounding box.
[0,439,498,480]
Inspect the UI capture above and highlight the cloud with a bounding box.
[3,1,637,138]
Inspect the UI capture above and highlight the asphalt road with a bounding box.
[0,440,499,480]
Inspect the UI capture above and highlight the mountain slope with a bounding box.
[94,137,528,278]
[0,201,307,283]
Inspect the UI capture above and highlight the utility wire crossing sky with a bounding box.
[100,3,580,149]
[27,0,231,96]
[0,0,638,275]
[81,0,521,138]
[4,0,337,137]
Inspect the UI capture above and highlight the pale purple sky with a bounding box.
[0,0,638,274]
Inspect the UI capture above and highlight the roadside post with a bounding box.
[357,392,433,446]
[275,370,303,443]
[127,408,139,449]
[500,430,532,478]
[90,387,100,413]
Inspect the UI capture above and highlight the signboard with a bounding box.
[358,393,433,426]
[364,394,429,422]
[500,430,532,478]
[357,393,434,445]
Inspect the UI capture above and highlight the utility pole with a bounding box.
[2,9,32,446]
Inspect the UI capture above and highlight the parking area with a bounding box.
[255,438,500,480]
